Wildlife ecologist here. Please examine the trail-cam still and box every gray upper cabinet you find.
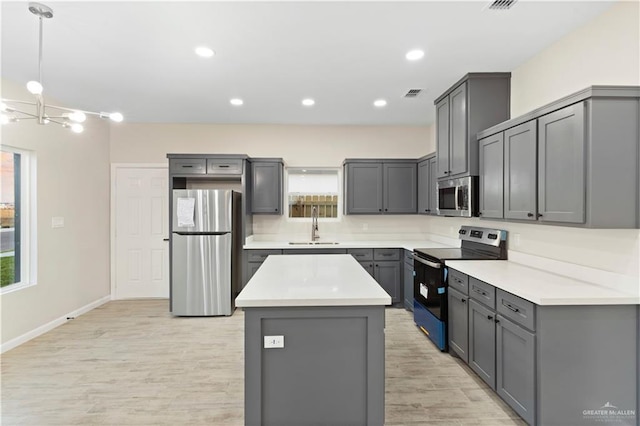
[345,162,383,214]
[435,73,511,180]
[251,159,283,214]
[383,163,417,213]
[418,154,437,215]
[504,120,537,220]
[436,98,451,178]
[428,157,437,214]
[477,86,640,228]
[478,133,504,219]
[537,103,585,224]
[344,160,416,215]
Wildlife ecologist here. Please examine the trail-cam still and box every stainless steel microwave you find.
[437,176,478,217]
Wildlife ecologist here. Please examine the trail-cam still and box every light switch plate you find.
[263,335,284,349]
[51,217,64,228]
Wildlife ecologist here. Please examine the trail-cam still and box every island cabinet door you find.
[496,315,535,426]
[374,261,401,304]
[468,299,496,390]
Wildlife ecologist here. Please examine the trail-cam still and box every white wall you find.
[510,0,640,116]
[0,79,111,346]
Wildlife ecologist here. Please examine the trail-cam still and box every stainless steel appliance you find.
[437,176,478,217]
[171,189,241,316]
[413,226,507,351]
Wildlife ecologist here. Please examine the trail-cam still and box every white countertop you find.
[236,254,393,307]
[445,260,640,306]
[243,239,453,251]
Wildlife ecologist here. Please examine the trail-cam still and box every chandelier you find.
[1,2,123,133]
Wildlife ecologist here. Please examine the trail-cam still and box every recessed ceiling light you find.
[406,49,425,61]
[230,98,243,106]
[302,98,315,107]
[374,99,387,108]
[195,46,215,58]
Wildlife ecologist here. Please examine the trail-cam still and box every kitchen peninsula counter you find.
[236,254,391,426]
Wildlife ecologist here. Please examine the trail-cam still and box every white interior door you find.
[114,166,169,299]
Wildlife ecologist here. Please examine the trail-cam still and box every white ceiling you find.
[1,1,615,126]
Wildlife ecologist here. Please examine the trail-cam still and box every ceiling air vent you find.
[404,89,422,98]
[487,0,517,10]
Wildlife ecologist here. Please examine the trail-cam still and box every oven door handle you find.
[413,255,441,269]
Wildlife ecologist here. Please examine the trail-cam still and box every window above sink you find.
[286,167,341,221]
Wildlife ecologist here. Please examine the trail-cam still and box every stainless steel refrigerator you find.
[170,189,241,316]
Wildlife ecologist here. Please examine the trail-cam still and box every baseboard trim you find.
[1,295,111,354]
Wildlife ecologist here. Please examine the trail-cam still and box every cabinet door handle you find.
[505,303,520,313]
[275,208,278,212]
[163,238,169,242]
[495,318,500,323]
[461,299,466,303]
[478,212,482,216]
[487,315,493,320]
[425,209,430,212]
[384,208,388,212]
[536,213,543,218]
[527,212,534,217]
[379,209,382,212]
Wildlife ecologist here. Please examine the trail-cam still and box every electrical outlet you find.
[264,335,284,349]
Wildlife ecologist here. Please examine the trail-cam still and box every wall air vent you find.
[487,0,517,10]
[404,89,422,98]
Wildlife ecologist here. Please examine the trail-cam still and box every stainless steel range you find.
[413,226,507,351]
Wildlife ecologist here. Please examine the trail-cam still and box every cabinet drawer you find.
[374,248,400,261]
[170,158,207,175]
[207,159,243,175]
[246,249,282,262]
[348,248,373,261]
[404,250,414,265]
[469,277,496,309]
[448,268,469,295]
[496,289,536,331]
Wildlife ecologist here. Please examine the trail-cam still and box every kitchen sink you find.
[288,241,340,245]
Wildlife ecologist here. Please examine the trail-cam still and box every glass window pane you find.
[1,151,19,286]
[287,169,339,218]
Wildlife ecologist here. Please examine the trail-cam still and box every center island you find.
[235,254,392,426]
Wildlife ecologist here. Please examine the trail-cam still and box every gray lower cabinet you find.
[447,287,468,363]
[282,248,347,255]
[359,261,374,277]
[496,314,535,425]
[479,133,504,219]
[468,299,496,390]
[402,252,414,311]
[374,261,401,305]
[251,159,283,214]
[344,160,417,215]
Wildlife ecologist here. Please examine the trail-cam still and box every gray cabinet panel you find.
[207,159,243,175]
[373,248,400,261]
[496,289,535,331]
[383,163,417,213]
[436,98,450,178]
[496,316,535,426]
[479,133,504,219]
[449,82,468,176]
[346,163,383,214]
[348,248,373,261]
[448,287,469,363]
[403,260,414,311]
[374,261,401,304]
[247,262,262,283]
[448,268,469,295]
[251,161,283,214]
[358,261,375,277]
[469,277,496,310]
[428,157,437,215]
[468,299,496,390]
[504,120,537,220]
[538,103,585,223]
[417,160,431,214]
[169,158,207,175]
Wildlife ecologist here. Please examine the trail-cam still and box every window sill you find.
[1,281,36,295]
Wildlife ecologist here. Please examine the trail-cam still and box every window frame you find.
[284,167,343,222]
[1,145,37,294]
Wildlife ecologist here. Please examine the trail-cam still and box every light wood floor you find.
[1,300,525,425]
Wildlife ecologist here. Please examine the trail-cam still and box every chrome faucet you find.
[311,206,319,241]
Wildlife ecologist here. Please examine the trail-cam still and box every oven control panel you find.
[458,226,506,246]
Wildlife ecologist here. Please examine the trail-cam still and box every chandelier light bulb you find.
[68,111,86,123]
[70,123,84,133]
[26,80,43,95]
[109,112,123,122]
